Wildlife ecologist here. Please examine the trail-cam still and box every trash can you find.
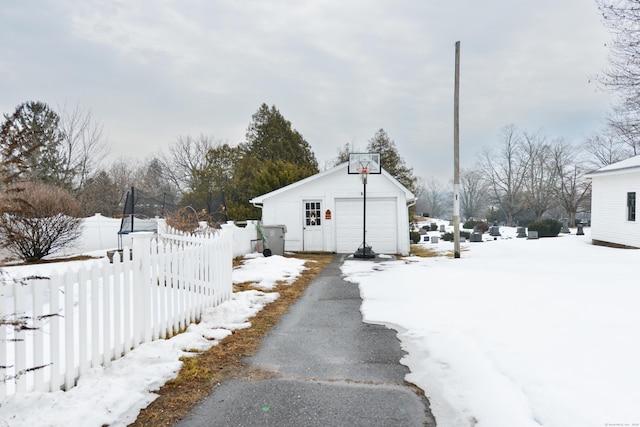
[262,225,287,256]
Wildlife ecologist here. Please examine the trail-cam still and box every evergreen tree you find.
[227,103,319,219]
[245,103,318,172]
[366,129,417,193]
[0,101,69,188]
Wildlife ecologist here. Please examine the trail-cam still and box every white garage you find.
[250,162,415,256]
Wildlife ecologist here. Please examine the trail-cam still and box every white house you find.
[586,155,640,248]
[250,163,416,255]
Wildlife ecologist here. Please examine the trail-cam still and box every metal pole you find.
[363,176,367,255]
[453,41,461,259]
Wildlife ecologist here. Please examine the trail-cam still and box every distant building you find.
[250,163,415,255]
[586,155,640,248]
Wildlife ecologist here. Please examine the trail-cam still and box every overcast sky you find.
[1,1,613,184]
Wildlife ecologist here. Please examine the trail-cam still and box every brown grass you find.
[406,244,470,260]
[130,253,334,427]
[408,245,440,258]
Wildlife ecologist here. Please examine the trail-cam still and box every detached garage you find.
[250,162,415,255]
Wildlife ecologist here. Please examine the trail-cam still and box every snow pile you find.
[232,253,307,290]
[0,253,305,427]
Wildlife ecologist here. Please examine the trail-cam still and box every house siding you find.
[254,164,412,255]
[591,171,640,248]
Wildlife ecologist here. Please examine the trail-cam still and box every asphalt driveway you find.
[174,254,436,427]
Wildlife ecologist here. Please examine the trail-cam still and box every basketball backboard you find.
[347,152,381,174]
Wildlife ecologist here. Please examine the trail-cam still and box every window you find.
[628,192,636,221]
[305,202,321,226]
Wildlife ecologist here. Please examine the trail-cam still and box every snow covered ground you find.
[343,226,640,427]
[1,226,639,427]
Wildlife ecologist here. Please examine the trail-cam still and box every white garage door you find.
[335,198,398,254]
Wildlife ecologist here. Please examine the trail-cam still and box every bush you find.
[462,220,477,229]
[410,231,421,244]
[527,218,562,237]
[442,231,470,241]
[463,220,489,233]
[429,223,438,231]
[0,182,83,262]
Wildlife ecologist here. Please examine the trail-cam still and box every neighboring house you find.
[250,163,416,255]
[586,155,640,248]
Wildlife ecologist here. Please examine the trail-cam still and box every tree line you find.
[0,101,418,260]
[5,0,640,260]
[412,0,640,227]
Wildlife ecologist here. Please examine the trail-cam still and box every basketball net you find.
[359,167,369,184]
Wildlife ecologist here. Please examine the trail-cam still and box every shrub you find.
[410,231,421,244]
[429,223,438,231]
[441,231,470,241]
[462,220,478,229]
[527,218,562,237]
[463,220,489,233]
[0,182,83,262]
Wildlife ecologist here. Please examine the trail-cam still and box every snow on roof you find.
[587,154,640,177]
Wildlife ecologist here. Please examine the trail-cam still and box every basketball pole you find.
[453,41,461,259]
[362,170,367,255]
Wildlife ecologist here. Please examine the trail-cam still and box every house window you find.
[628,192,636,221]
[305,202,321,226]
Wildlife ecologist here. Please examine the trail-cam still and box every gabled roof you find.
[586,154,640,178]
[250,162,416,205]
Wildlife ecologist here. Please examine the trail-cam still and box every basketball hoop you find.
[348,152,380,259]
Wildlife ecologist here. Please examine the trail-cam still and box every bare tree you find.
[459,168,489,220]
[551,139,592,226]
[133,157,179,205]
[481,125,529,226]
[58,102,109,190]
[0,182,83,262]
[582,130,631,170]
[104,157,137,216]
[595,0,640,153]
[417,177,448,219]
[521,131,558,221]
[158,135,219,196]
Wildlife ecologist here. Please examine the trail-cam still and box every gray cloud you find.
[0,0,612,184]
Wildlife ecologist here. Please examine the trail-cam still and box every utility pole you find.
[453,41,461,259]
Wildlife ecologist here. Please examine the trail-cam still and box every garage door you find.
[335,198,397,254]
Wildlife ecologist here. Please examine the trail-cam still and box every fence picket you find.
[48,273,62,392]
[64,270,75,391]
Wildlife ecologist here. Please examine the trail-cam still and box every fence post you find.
[131,232,154,346]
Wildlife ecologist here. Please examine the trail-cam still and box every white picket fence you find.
[0,222,257,399]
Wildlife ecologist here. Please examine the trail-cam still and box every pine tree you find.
[226,103,319,219]
[245,103,318,172]
[366,129,417,193]
[0,101,69,188]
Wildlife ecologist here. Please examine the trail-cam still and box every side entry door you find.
[303,200,323,251]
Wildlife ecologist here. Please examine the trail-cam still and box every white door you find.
[335,198,398,254]
[303,200,323,251]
